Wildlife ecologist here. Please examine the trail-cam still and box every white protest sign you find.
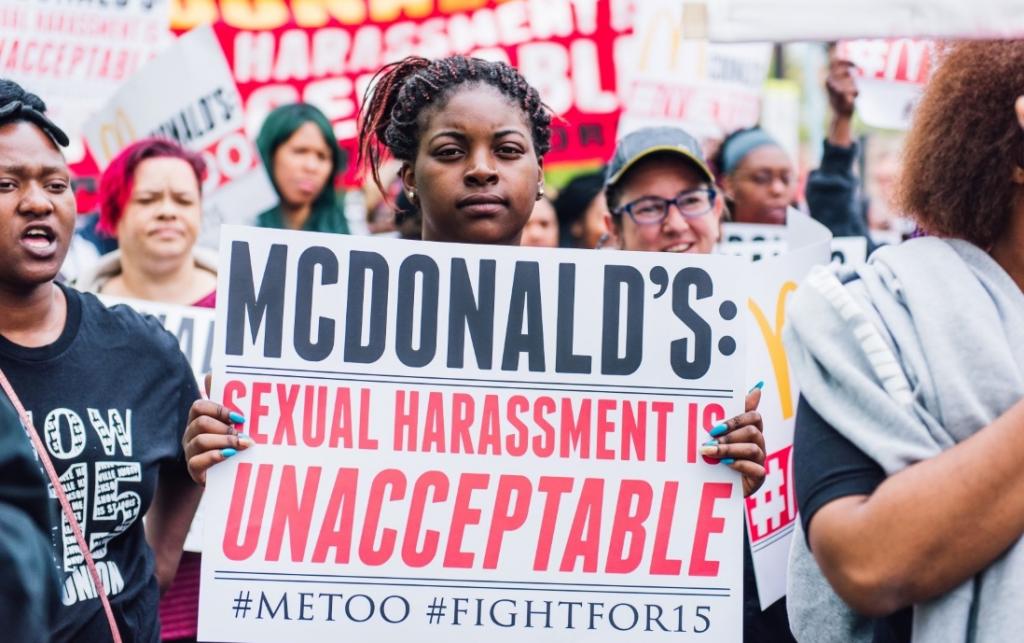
[829,236,868,267]
[98,295,215,553]
[720,224,866,268]
[740,212,831,608]
[706,0,1024,42]
[82,25,276,249]
[720,223,784,245]
[199,226,748,641]
[715,240,785,263]
[617,0,771,144]
[0,0,171,159]
[836,39,934,131]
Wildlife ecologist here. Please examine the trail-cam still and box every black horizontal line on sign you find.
[751,524,796,553]
[212,576,730,598]
[224,366,733,399]
[213,570,728,593]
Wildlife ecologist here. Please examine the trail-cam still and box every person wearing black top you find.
[0,396,59,643]
[793,396,911,643]
[0,79,203,642]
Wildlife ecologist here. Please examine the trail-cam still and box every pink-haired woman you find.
[78,138,217,641]
[77,138,216,308]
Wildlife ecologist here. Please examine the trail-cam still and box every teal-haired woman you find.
[255,103,350,233]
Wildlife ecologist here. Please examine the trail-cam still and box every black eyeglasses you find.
[615,188,717,225]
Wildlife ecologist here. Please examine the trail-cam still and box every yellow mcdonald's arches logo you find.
[748,281,798,420]
[636,8,684,72]
[98,109,137,166]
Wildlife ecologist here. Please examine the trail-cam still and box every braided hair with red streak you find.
[358,55,552,198]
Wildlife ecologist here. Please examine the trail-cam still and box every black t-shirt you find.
[793,395,911,643]
[0,284,199,643]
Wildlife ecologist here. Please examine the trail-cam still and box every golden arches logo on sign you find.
[98,109,137,166]
[748,281,798,421]
[634,3,710,75]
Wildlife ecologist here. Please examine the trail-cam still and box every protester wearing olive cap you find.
[603,126,725,255]
[603,125,795,643]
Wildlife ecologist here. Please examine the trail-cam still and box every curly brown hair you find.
[898,41,1024,247]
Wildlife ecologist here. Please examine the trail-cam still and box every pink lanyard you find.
[0,367,122,643]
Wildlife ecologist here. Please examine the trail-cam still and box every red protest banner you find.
[837,38,934,85]
[836,39,935,130]
[171,0,628,185]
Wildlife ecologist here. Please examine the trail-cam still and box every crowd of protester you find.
[2,37,1022,643]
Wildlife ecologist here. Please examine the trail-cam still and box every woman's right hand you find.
[182,400,251,486]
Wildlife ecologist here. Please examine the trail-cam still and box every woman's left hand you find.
[701,384,767,497]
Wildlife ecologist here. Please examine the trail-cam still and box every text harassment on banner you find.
[172,0,630,184]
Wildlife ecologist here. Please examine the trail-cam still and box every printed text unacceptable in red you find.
[221,380,732,578]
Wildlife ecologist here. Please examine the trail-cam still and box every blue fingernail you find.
[221,448,237,458]
[703,439,718,447]
[229,411,245,424]
[710,424,728,437]
[749,381,765,393]
[721,458,735,465]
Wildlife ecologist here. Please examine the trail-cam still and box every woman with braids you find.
[357,55,550,247]
[784,41,1024,643]
[0,79,203,642]
[183,56,768,618]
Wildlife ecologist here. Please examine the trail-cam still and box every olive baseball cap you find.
[604,126,715,189]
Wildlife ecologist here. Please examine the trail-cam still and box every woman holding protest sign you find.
[77,138,217,309]
[255,103,350,234]
[0,80,202,643]
[600,125,792,642]
[785,41,1024,642]
[357,58,762,497]
[184,56,766,496]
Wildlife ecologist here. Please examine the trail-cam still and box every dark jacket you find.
[0,396,59,642]
[805,140,877,253]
